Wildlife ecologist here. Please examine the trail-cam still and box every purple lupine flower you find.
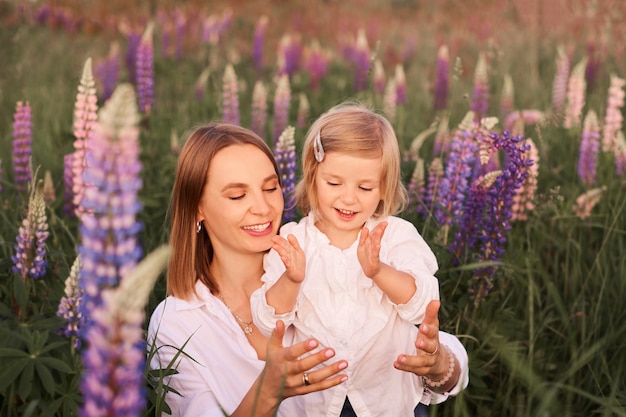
[585,41,602,95]
[174,8,186,60]
[78,83,143,333]
[601,74,625,152]
[470,131,530,302]
[564,58,587,129]
[394,64,407,105]
[95,42,120,103]
[419,157,444,219]
[373,60,386,94]
[12,101,33,192]
[434,45,449,112]
[448,170,500,265]
[472,53,489,122]
[277,33,303,78]
[80,246,170,417]
[123,28,141,85]
[222,64,239,125]
[274,126,297,222]
[552,46,570,117]
[578,110,601,186]
[500,74,514,121]
[297,93,310,129]
[614,131,626,176]
[63,153,75,217]
[434,130,479,226]
[72,58,98,218]
[136,23,155,115]
[273,74,291,145]
[352,29,371,92]
[12,179,49,280]
[157,10,172,59]
[305,40,331,90]
[253,15,268,73]
[57,255,84,350]
[251,80,268,138]
[201,14,219,44]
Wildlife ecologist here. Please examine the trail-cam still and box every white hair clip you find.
[313,130,325,162]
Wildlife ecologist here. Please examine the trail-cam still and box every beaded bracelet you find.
[423,345,456,392]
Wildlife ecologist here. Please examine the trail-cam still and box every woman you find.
[147,123,467,417]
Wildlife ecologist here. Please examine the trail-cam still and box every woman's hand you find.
[264,320,348,397]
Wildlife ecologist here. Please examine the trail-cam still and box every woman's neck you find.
[210,251,265,298]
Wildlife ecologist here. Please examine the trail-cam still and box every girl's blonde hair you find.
[294,102,407,218]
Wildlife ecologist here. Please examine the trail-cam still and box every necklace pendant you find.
[243,323,253,335]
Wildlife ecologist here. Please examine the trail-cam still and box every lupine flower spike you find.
[383,79,397,123]
[277,33,302,78]
[574,186,607,219]
[614,131,626,176]
[434,45,449,112]
[253,15,268,73]
[72,58,98,218]
[563,58,588,129]
[63,154,75,216]
[433,114,450,156]
[407,158,425,214]
[251,80,268,138]
[511,138,539,221]
[602,74,625,152]
[12,178,49,280]
[305,40,331,90]
[577,110,601,186]
[420,157,444,220]
[222,64,240,125]
[552,46,570,118]
[297,93,310,129]
[353,29,371,92]
[78,83,143,329]
[57,255,84,350]
[472,53,489,122]
[81,246,170,417]
[136,22,155,115]
[12,101,33,193]
[394,64,407,105]
[194,66,211,103]
[43,170,55,204]
[373,59,386,94]
[170,129,181,155]
[274,126,297,222]
[500,74,514,121]
[95,42,120,102]
[273,74,291,145]
[504,110,544,132]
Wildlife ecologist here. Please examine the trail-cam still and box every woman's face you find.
[197,144,284,256]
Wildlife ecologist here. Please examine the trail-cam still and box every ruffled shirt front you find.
[251,213,440,417]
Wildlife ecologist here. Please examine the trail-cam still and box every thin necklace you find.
[217,294,254,336]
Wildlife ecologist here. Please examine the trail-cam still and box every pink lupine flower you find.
[552,46,570,117]
[72,58,98,218]
[504,110,545,132]
[614,131,626,176]
[12,179,49,280]
[12,101,33,192]
[136,23,155,115]
[394,64,407,105]
[170,129,181,155]
[602,74,625,152]
[352,29,371,92]
[273,74,291,144]
[251,80,268,138]
[304,40,331,90]
[433,114,450,156]
[43,170,55,204]
[194,66,211,102]
[574,186,606,219]
[472,52,489,121]
[63,153,75,216]
[500,74,514,121]
[373,59,386,94]
[407,158,425,213]
[433,45,449,112]
[222,63,239,125]
[512,138,539,221]
[578,110,601,186]
[383,79,397,123]
[563,58,587,129]
[297,93,310,129]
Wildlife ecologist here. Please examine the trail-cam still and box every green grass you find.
[1,3,626,416]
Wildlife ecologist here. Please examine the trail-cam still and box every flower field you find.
[1,0,625,416]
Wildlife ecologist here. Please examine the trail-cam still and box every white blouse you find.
[251,213,442,416]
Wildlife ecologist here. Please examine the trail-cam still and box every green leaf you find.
[0,348,30,358]
[34,361,55,395]
[0,358,29,391]
[17,361,34,399]
[38,356,73,373]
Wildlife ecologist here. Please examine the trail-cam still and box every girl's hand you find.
[272,234,305,283]
[357,221,387,278]
[264,320,348,398]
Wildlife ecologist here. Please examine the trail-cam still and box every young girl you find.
[251,104,455,416]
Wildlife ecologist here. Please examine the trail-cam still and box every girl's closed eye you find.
[327,181,340,186]
[359,186,373,191]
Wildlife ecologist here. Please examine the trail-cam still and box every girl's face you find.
[198,144,284,256]
[314,151,382,248]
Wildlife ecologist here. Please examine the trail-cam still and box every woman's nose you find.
[250,193,271,215]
